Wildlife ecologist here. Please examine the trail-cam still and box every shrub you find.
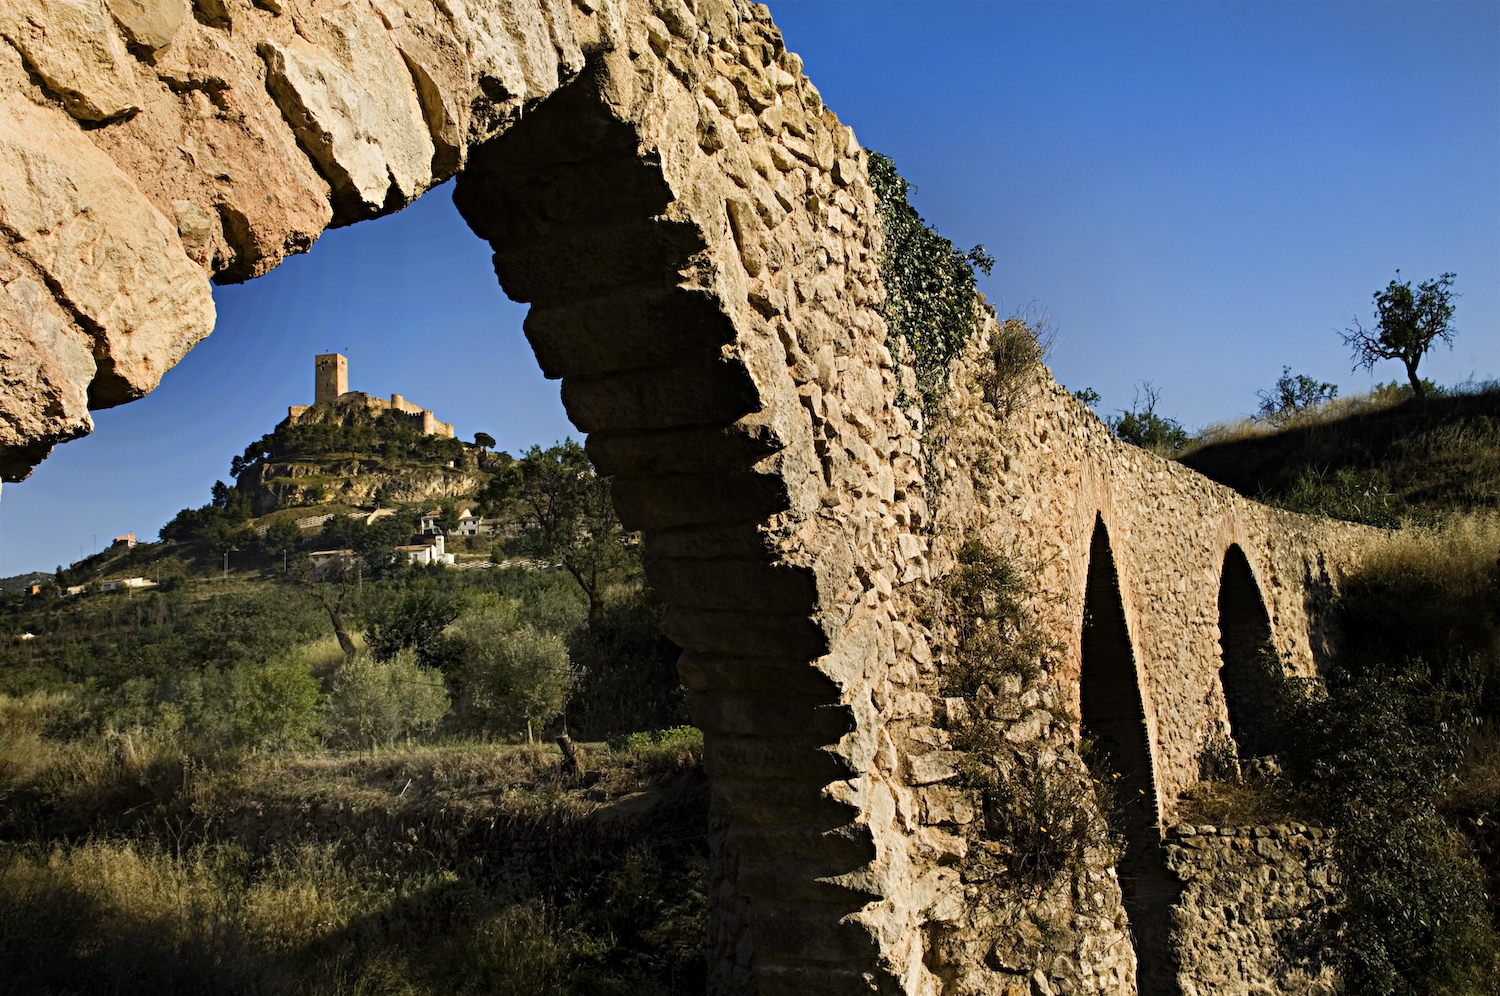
[90,655,324,753]
[941,541,1055,696]
[974,318,1044,421]
[444,596,574,738]
[1273,513,1500,994]
[868,150,994,415]
[1270,465,1400,527]
[324,651,450,748]
[981,755,1117,886]
[223,658,324,750]
[1256,367,1339,427]
[568,584,685,740]
[364,585,465,669]
[1108,382,1189,454]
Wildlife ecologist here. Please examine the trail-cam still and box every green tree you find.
[364,584,464,668]
[482,440,632,629]
[1108,382,1189,454]
[473,431,496,451]
[288,555,360,658]
[263,518,303,562]
[325,650,450,747]
[1072,387,1101,409]
[445,595,575,736]
[1256,367,1339,426]
[224,657,325,749]
[1341,271,1458,400]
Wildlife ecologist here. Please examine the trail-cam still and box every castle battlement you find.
[287,354,454,438]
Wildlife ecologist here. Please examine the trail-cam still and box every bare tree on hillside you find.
[289,555,360,660]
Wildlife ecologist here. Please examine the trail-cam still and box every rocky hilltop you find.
[233,392,495,513]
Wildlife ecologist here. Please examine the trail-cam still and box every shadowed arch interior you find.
[1079,515,1180,996]
[1217,544,1278,759]
[449,59,877,995]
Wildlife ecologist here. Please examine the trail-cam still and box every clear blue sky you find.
[2,0,1496,575]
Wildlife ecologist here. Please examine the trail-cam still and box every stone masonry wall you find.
[1,1,1380,992]
[1167,824,1341,996]
[913,318,1372,995]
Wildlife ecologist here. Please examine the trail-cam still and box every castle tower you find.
[315,353,347,405]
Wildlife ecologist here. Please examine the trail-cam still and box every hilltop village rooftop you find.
[285,354,455,438]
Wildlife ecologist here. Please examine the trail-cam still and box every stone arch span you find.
[1078,514,1180,996]
[1216,543,1278,761]
[1,1,940,989]
[449,53,898,995]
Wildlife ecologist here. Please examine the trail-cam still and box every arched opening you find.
[1217,544,1277,759]
[1079,516,1180,996]
[452,61,875,992]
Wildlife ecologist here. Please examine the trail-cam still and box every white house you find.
[66,577,158,596]
[308,550,357,575]
[102,577,156,592]
[450,509,487,536]
[397,532,455,566]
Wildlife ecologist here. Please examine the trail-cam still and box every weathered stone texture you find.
[0,1,1382,992]
[1167,824,1341,996]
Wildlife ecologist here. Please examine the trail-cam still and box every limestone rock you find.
[134,18,333,282]
[0,0,142,120]
[365,0,473,178]
[0,90,214,418]
[106,0,185,59]
[258,0,433,222]
[0,245,95,480]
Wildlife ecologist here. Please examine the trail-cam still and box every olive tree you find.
[1341,272,1457,400]
[478,440,631,629]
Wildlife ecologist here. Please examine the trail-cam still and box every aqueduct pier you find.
[0,0,1371,991]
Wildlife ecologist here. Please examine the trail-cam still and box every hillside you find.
[232,396,504,514]
[1178,385,1500,525]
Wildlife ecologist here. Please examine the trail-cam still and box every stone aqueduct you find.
[0,0,1372,991]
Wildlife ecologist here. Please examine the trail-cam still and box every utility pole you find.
[223,549,228,578]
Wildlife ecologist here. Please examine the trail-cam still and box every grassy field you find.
[0,691,709,996]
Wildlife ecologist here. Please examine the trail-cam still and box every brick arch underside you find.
[1079,515,1182,996]
[451,62,880,996]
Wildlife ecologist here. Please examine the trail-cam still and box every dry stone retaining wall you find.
[1,1,1378,992]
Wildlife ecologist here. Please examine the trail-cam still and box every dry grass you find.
[1176,777,1320,828]
[1178,382,1500,525]
[1358,510,1500,588]
[1186,382,1424,451]
[0,712,708,996]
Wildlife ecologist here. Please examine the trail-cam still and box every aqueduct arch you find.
[1216,544,1278,761]
[1078,516,1177,996]
[1,0,1384,992]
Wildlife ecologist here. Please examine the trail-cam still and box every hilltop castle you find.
[286,354,455,438]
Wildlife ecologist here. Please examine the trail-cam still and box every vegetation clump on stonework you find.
[974,318,1045,422]
[867,151,994,416]
[934,541,1117,887]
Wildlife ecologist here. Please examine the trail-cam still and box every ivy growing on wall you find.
[868,151,995,415]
